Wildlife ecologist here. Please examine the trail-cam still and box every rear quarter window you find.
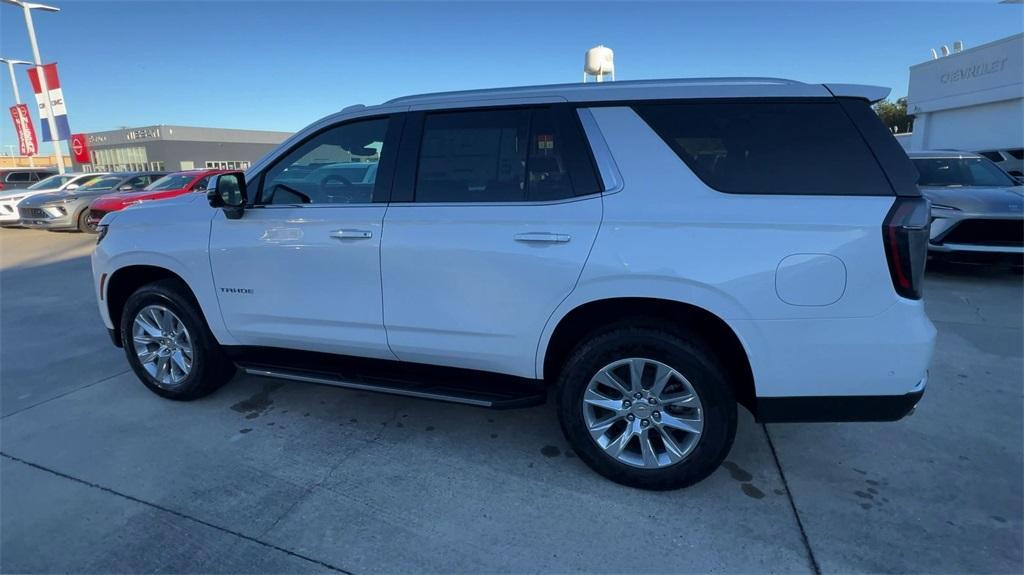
[634,100,896,196]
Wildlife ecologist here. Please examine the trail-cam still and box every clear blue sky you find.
[1,0,1022,147]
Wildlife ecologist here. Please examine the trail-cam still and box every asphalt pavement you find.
[1,228,1021,573]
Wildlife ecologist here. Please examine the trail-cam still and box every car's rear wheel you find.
[556,325,737,490]
[121,279,235,400]
[78,209,97,233]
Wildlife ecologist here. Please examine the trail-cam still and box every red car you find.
[87,169,230,227]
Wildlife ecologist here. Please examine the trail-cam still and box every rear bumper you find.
[756,373,927,423]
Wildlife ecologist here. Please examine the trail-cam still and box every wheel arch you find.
[105,265,199,346]
[540,297,758,414]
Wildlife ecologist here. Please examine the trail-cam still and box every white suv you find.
[92,78,936,490]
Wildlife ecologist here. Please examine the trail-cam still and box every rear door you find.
[380,105,603,377]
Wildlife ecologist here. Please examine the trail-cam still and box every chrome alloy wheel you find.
[132,304,194,387]
[582,357,704,469]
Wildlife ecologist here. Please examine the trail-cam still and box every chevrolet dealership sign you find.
[908,33,1023,115]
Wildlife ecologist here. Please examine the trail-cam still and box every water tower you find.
[584,45,615,83]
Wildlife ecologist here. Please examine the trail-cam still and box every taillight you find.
[883,196,930,299]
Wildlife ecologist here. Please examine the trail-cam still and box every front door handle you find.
[330,229,373,240]
[514,232,571,243]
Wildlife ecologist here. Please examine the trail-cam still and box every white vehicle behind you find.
[0,173,107,226]
[92,78,935,490]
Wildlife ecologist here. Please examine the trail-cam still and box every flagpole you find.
[22,3,63,173]
[2,1,64,174]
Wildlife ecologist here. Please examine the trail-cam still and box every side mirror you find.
[207,172,247,220]
[65,183,79,191]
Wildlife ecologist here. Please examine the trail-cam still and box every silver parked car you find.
[908,151,1023,255]
[18,172,166,232]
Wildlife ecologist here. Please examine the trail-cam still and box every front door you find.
[209,116,399,360]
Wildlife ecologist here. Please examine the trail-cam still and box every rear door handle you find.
[514,232,571,243]
[330,229,373,240]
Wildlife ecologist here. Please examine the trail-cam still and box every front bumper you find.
[929,211,1024,255]
[0,201,22,224]
[756,374,926,423]
[18,206,76,230]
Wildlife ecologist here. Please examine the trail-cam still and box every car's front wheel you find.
[78,209,97,233]
[121,279,235,400]
[556,325,737,490]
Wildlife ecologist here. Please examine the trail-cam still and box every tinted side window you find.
[1008,149,1023,160]
[978,151,1004,162]
[6,171,31,183]
[416,109,529,202]
[260,118,388,205]
[634,101,894,196]
[125,176,150,189]
[192,176,211,191]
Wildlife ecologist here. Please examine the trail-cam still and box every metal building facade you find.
[78,125,291,173]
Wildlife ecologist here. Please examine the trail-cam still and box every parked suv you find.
[909,151,1023,256]
[0,172,106,227]
[19,171,165,232]
[0,167,58,191]
[92,79,935,490]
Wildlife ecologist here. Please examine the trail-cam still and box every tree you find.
[873,97,914,134]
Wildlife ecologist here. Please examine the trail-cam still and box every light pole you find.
[0,56,35,166]
[2,0,64,174]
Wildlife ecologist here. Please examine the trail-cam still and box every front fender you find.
[92,199,235,345]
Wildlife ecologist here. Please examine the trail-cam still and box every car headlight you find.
[96,224,109,244]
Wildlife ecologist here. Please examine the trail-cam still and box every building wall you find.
[906,33,1023,152]
[0,155,72,169]
[84,140,282,172]
[911,98,1023,151]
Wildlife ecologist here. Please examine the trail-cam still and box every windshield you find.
[27,174,73,190]
[146,173,196,191]
[913,157,1017,187]
[77,176,123,191]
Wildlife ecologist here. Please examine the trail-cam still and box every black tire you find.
[556,324,737,490]
[120,278,236,400]
[77,209,96,233]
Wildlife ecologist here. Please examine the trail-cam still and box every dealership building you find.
[905,33,1023,152]
[76,125,292,173]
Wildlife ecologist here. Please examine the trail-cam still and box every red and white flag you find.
[26,63,71,142]
[9,104,39,156]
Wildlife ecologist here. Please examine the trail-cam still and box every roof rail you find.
[383,77,806,105]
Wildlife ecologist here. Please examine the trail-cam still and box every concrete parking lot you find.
[1,227,1021,574]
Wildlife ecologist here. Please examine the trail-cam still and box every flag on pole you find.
[9,104,39,156]
[26,63,71,142]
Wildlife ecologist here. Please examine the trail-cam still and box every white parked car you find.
[0,172,107,226]
[92,78,936,490]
